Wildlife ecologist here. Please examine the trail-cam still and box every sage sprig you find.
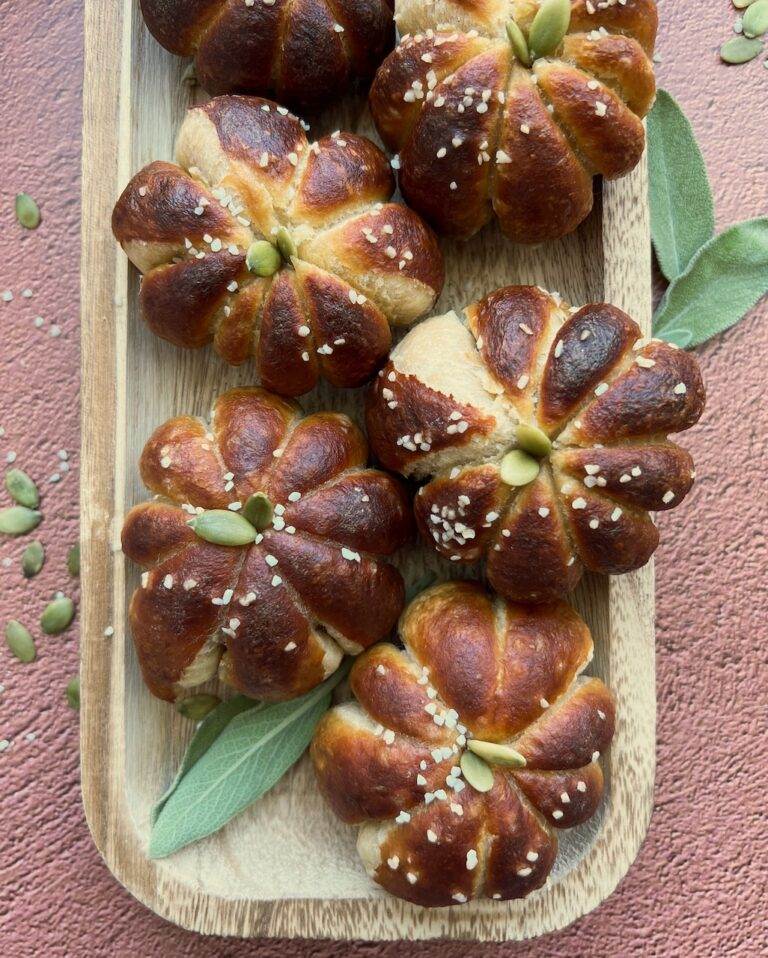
[149,663,350,858]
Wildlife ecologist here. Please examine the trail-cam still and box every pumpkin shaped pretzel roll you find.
[370,0,658,242]
[366,285,705,603]
[139,0,395,111]
[121,387,413,704]
[312,581,615,907]
[112,96,443,397]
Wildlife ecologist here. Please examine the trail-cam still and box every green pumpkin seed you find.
[246,240,281,277]
[241,493,273,531]
[275,226,297,261]
[467,739,527,768]
[460,750,495,793]
[743,0,768,36]
[499,449,540,487]
[5,620,36,662]
[40,596,75,635]
[21,540,45,578]
[67,542,80,577]
[734,0,758,7]
[66,675,80,710]
[0,506,42,536]
[5,468,40,508]
[15,193,41,229]
[528,0,571,59]
[516,423,552,458]
[176,692,222,721]
[506,19,531,66]
[188,509,257,546]
[719,35,763,62]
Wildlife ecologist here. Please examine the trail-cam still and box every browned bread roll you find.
[366,285,705,603]
[369,0,657,242]
[112,96,444,397]
[312,580,615,906]
[121,387,414,704]
[139,0,395,111]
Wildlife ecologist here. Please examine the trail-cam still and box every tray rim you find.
[79,0,656,940]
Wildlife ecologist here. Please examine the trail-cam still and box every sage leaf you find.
[647,90,714,282]
[152,695,262,826]
[149,663,350,857]
[175,693,222,722]
[653,218,768,348]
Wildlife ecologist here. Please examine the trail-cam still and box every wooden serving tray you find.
[80,0,655,941]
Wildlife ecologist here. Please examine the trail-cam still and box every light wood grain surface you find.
[80,0,655,940]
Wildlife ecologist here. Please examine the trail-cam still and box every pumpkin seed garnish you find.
[246,240,281,277]
[275,226,297,262]
[15,193,41,230]
[21,540,45,578]
[5,468,40,508]
[515,423,552,458]
[719,35,763,62]
[0,506,42,536]
[67,542,80,577]
[176,693,222,721]
[5,620,36,662]
[460,750,495,793]
[65,675,80,710]
[743,0,768,36]
[241,492,273,531]
[467,739,527,768]
[506,19,531,66]
[528,0,571,60]
[499,449,540,487]
[40,596,75,635]
[188,509,257,546]
[733,0,758,7]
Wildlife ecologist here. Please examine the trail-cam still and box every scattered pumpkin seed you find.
[5,620,36,662]
[15,193,41,230]
[21,540,45,578]
[40,596,75,635]
[246,240,281,277]
[5,468,40,508]
[516,423,552,458]
[66,675,80,710]
[241,492,273,531]
[528,0,571,59]
[176,693,222,721]
[467,739,527,768]
[743,0,768,36]
[460,750,495,793]
[506,19,531,66]
[67,542,80,577]
[275,226,297,261]
[719,35,763,62]
[188,509,257,546]
[0,506,42,536]
[499,449,540,487]
[733,0,758,7]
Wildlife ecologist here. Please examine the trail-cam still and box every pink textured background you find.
[0,2,765,955]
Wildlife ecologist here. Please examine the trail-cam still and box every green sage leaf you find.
[149,663,350,858]
[176,693,222,722]
[5,468,40,508]
[5,620,36,662]
[653,218,768,348]
[15,193,41,229]
[0,506,41,536]
[151,695,261,826]
[21,540,45,578]
[40,596,75,634]
[647,90,714,282]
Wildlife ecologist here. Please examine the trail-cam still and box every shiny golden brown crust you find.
[366,286,706,602]
[139,0,395,111]
[121,387,414,703]
[112,96,444,397]
[369,0,657,241]
[311,581,615,907]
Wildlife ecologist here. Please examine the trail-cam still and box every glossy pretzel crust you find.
[122,387,414,703]
[369,0,657,241]
[140,0,395,111]
[112,96,443,397]
[366,285,705,602]
[312,581,615,906]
